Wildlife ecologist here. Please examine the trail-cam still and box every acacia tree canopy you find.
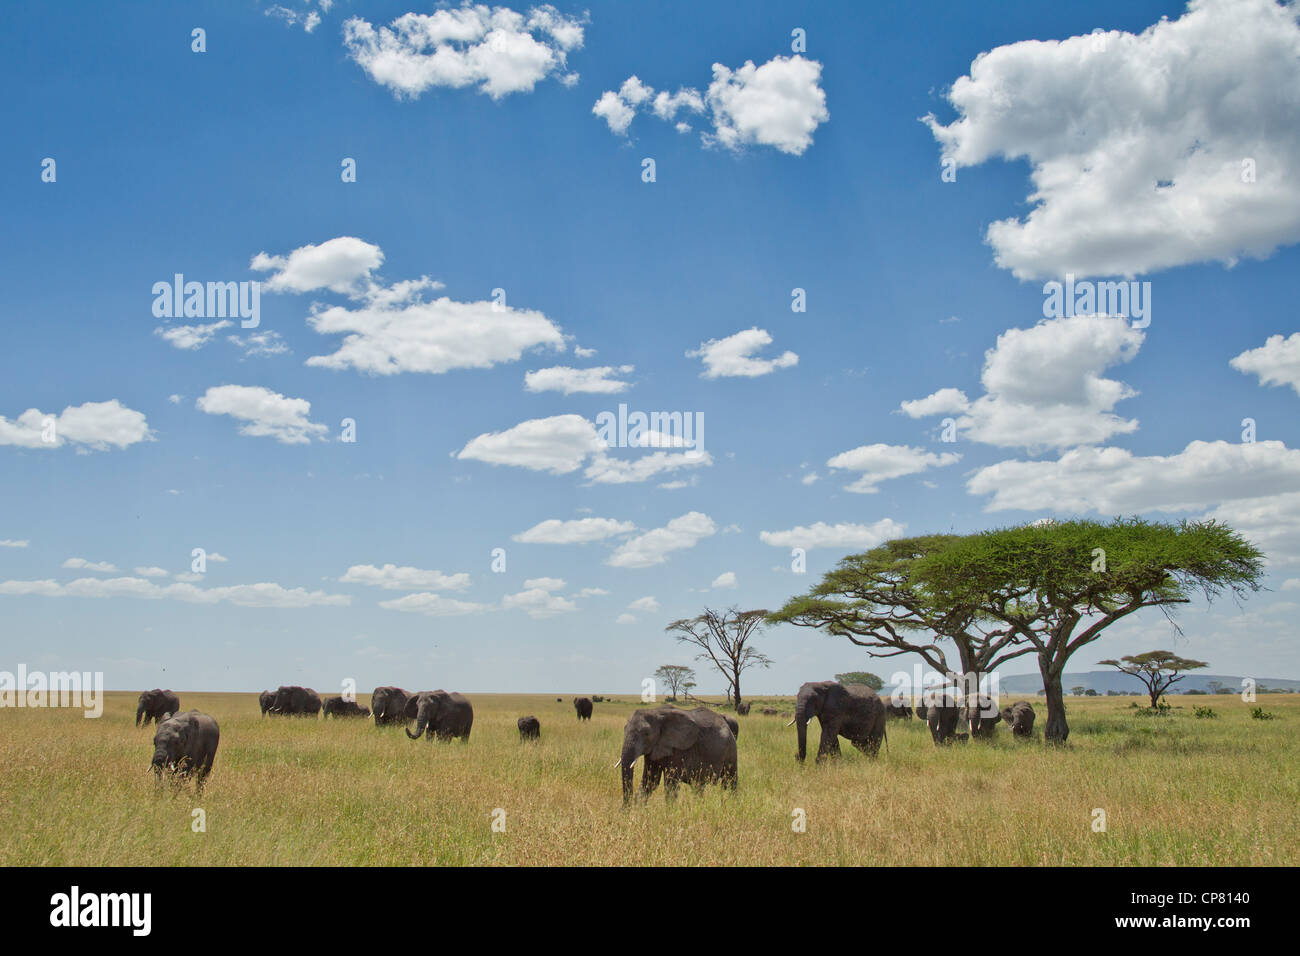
[766,534,1037,689]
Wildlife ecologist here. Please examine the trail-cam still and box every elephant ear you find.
[649,711,700,760]
[403,695,420,719]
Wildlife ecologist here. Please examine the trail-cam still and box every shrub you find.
[1193,706,1217,719]
[1251,707,1275,721]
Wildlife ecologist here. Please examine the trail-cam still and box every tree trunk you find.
[1040,661,1069,743]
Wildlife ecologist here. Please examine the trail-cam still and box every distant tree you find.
[834,671,883,691]
[1216,687,1235,695]
[1071,686,1086,697]
[1207,680,1224,695]
[1185,688,1205,695]
[1098,651,1210,709]
[682,681,697,700]
[1085,688,1098,696]
[666,607,772,710]
[654,665,696,701]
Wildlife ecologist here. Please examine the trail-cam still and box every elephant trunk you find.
[620,741,641,802]
[136,707,144,727]
[795,698,811,762]
[406,713,428,740]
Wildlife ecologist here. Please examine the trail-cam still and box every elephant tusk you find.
[785,717,797,727]
[613,759,622,768]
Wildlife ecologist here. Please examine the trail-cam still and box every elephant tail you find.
[883,722,889,754]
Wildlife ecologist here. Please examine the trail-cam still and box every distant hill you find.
[996,671,1300,695]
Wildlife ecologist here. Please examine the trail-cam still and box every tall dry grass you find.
[2,691,1294,865]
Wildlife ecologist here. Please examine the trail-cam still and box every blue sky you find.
[2,0,1299,694]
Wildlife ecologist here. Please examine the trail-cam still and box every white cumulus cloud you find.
[0,400,153,452]
[759,519,906,551]
[524,365,633,394]
[594,55,827,156]
[826,444,961,494]
[457,414,710,484]
[340,564,471,591]
[343,3,584,100]
[922,0,1300,279]
[607,512,716,568]
[513,517,637,544]
[196,385,328,445]
[901,314,1143,451]
[1231,332,1300,397]
[688,328,797,378]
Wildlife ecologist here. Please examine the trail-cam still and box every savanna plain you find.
[4,691,1295,866]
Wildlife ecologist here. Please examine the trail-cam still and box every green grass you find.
[2,692,1295,865]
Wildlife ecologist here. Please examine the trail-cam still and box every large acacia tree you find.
[770,519,1263,743]
[901,518,1262,742]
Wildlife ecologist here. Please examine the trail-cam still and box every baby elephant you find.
[1001,701,1036,738]
[151,710,219,792]
[573,696,593,720]
[517,715,541,741]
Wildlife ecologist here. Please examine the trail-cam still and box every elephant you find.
[269,685,321,716]
[792,681,887,762]
[573,696,593,720]
[885,701,914,720]
[618,705,738,803]
[760,707,779,716]
[723,714,739,738]
[371,687,411,726]
[136,689,180,727]
[1001,701,1036,738]
[258,690,274,717]
[967,694,1001,739]
[735,701,751,716]
[151,710,219,792]
[322,696,370,718]
[517,715,541,741]
[924,694,961,745]
[915,703,928,721]
[556,697,563,702]
[405,690,473,741]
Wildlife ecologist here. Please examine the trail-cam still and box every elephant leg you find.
[816,725,840,761]
[850,737,880,758]
[663,770,680,800]
[642,761,662,798]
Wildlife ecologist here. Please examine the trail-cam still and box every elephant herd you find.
[138,680,1038,801]
[912,695,1036,744]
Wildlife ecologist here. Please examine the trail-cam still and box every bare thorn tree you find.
[666,607,772,710]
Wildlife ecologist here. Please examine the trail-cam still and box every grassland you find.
[2,691,1295,866]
